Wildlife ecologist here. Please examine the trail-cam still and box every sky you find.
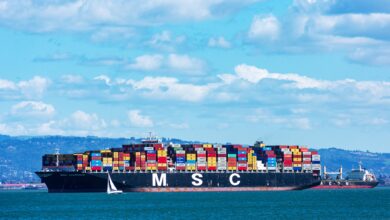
[0,0,389,152]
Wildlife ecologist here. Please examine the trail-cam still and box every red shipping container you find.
[208,166,216,171]
[91,167,101,171]
[158,158,167,163]
[153,143,163,148]
[197,166,206,171]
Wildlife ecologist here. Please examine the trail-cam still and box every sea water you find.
[0,188,389,219]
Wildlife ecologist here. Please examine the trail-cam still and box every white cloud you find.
[91,27,134,42]
[147,31,186,51]
[94,75,112,86]
[61,75,84,84]
[17,76,51,99]
[232,64,390,100]
[11,101,55,118]
[366,118,388,126]
[348,48,390,66]
[248,15,280,41]
[126,53,206,74]
[244,1,390,66]
[128,54,163,71]
[36,120,65,135]
[128,110,153,127]
[167,54,205,75]
[208,37,231,48]
[87,74,218,102]
[234,64,329,89]
[0,123,27,135]
[0,79,17,90]
[0,76,50,100]
[311,13,390,40]
[0,1,257,32]
[248,108,312,130]
[68,110,107,130]
[217,74,238,85]
[130,76,217,102]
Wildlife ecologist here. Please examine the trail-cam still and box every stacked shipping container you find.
[43,143,321,175]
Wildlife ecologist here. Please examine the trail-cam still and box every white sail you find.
[107,173,122,194]
[109,174,118,191]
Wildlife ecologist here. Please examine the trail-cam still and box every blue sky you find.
[0,0,389,152]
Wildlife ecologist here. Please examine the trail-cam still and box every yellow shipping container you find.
[203,144,213,148]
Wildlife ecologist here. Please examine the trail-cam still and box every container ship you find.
[36,138,321,193]
[312,163,378,189]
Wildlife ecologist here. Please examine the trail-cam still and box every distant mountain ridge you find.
[0,135,389,183]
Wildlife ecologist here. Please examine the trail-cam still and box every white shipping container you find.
[176,163,186,166]
[283,166,293,170]
[312,155,320,160]
[176,150,186,154]
[303,158,312,162]
[302,152,312,155]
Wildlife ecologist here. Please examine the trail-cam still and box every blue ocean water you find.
[0,188,389,219]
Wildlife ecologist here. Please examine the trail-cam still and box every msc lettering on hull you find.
[191,173,203,186]
[152,173,167,186]
[152,173,242,187]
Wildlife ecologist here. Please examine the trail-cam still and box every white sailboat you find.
[107,172,123,194]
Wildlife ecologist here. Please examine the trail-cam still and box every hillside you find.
[0,135,389,184]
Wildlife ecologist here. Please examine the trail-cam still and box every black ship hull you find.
[36,171,321,193]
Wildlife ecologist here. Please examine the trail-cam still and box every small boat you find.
[107,173,123,194]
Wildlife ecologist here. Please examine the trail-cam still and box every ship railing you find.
[77,168,314,174]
